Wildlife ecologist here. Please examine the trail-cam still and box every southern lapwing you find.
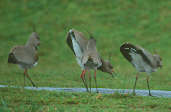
[120,43,162,96]
[66,29,114,92]
[8,32,40,87]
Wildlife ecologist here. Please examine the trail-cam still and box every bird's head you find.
[98,59,116,77]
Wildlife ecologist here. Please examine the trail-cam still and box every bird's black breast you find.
[8,52,18,64]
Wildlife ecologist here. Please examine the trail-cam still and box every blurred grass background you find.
[0,0,171,111]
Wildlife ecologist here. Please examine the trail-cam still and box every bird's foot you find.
[132,92,136,96]
[86,88,89,93]
[89,89,91,93]
[32,84,38,88]
[96,90,99,93]
[149,93,152,96]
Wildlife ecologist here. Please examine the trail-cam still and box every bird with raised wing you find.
[120,43,162,96]
[8,32,40,87]
[66,29,114,92]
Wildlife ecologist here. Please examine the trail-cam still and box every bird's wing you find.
[137,45,156,67]
[11,46,36,65]
[74,30,88,52]
[120,43,153,67]
[66,29,88,57]
[66,32,75,55]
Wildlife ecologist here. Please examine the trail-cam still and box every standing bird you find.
[66,29,114,92]
[8,32,40,87]
[120,43,162,96]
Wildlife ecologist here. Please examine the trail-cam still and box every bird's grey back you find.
[86,37,96,51]
[82,37,101,68]
[10,46,37,65]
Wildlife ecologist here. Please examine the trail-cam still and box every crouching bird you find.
[66,29,115,93]
[8,32,40,87]
[120,43,162,96]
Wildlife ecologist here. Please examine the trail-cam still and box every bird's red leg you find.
[133,73,139,95]
[80,70,89,92]
[24,69,37,87]
[94,70,98,93]
[80,70,86,78]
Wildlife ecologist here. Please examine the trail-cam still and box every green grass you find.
[0,0,171,111]
[0,88,171,112]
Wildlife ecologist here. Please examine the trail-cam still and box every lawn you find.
[0,0,171,111]
[0,88,171,112]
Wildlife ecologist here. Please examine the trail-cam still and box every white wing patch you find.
[71,36,82,58]
[130,48,137,53]
[71,36,84,69]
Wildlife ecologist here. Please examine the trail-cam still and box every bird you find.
[120,42,162,96]
[8,32,40,87]
[66,29,114,93]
